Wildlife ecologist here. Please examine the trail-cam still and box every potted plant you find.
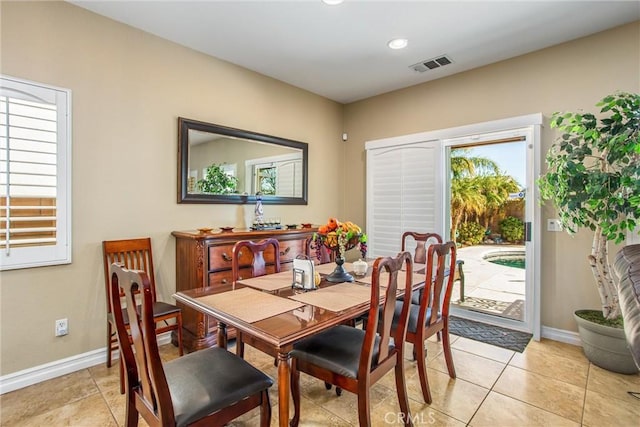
[538,91,640,373]
[197,163,238,195]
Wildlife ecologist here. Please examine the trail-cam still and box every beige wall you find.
[0,1,343,375]
[342,22,640,332]
[1,0,638,377]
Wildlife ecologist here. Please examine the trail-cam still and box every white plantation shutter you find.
[0,76,71,270]
[366,141,442,258]
[276,159,302,197]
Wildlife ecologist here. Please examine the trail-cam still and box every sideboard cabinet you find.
[172,227,316,352]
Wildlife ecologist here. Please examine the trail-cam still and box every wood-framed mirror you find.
[178,117,308,204]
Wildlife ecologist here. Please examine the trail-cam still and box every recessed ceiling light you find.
[388,38,408,50]
[322,0,344,5]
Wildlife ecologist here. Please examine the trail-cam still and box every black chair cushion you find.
[151,301,182,316]
[397,289,423,305]
[392,301,439,335]
[396,267,453,305]
[291,325,384,379]
[164,347,273,427]
[114,301,181,325]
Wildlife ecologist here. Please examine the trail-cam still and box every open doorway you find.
[444,130,536,334]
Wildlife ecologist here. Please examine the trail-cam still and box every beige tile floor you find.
[1,335,639,426]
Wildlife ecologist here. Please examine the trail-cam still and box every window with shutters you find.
[0,76,71,270]
[245,153,303,197]
[366,141,442,258]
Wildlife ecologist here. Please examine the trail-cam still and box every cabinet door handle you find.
[280,247,291,256]
[221,279,228,284]
[221,251,241,262]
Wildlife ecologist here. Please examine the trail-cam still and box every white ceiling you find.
[70,1,640,104]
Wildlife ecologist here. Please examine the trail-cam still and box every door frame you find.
[443,126,539,339]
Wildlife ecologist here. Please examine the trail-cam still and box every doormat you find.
[456,297,525,322]
[448,316,532,353]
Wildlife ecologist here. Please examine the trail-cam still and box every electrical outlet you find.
[547,219,563,232]
[55,318,68,337]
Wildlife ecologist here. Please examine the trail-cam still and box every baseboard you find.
[1,328,579,395]
[0,332,172,395]
[541,325,582,346]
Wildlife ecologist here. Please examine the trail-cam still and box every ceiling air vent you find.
[410,55,453,73]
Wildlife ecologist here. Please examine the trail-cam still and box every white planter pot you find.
[574,310,638,374]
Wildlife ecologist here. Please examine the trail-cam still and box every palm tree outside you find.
[449,144,527,322]
[450,148,522,244]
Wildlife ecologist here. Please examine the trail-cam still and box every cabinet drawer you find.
[278,238,307,263]
[208,241,303,270]
[208,265,284,285]
[208,244,257,270]
[207,269,235,286]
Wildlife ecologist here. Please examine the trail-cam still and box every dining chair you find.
[232,238,281,359]
[109,263,273,427]
[305,236,334,264]
[394,241,458,404]
[102,237,184,394]
[401,231,443,305]
[401,231,466,303]
[289,252,415,427]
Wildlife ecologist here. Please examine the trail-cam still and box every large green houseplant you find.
[197,163,238,195]
[538,92,640,373]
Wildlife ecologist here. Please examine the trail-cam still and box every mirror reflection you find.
[178,118,308,204]
[189,130,303,197]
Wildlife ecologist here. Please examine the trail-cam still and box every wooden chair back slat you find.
[305,237,334,264]
[401,231,442,265]
[361,252,413,377]
[420,241,457,328]
[232,238,282,359]
[232,238,281,281]
[103,238,157,305]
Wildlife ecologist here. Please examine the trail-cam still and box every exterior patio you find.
[452,244,526,321]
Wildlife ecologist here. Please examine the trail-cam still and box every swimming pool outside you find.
[484,249,525,269]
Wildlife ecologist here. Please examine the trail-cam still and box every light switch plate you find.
[547,219,562,232]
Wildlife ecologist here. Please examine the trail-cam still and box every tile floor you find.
[1,335,639,426]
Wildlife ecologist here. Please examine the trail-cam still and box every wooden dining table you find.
[172,261,425,427]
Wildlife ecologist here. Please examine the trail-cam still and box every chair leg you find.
[259,389,271,427]
[119,358,125,395]
[290,359,301,427]
[176,314,184,356]
[394,357,413,426]
[106,321,113,368]
[356,384,372,427]
[124,391,139,427]
[236,332,245,358]
[457,260,465,302]
[442,324,456,379]
[415,340,432,404]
